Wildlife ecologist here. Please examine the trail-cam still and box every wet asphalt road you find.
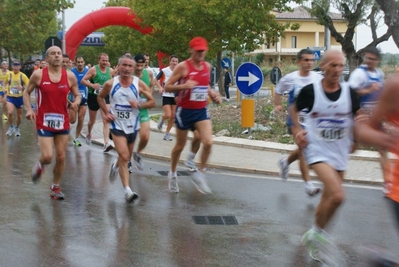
[0,105,398,266]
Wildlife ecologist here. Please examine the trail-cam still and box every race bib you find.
[114,104,133,121]
[43,113,64,130]
[79,89,87,98]
[316,118,348,141]
[10,87,20,95]
[189,86,208,101]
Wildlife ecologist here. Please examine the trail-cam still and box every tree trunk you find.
[216,51,224,96]
[376,0,399,49]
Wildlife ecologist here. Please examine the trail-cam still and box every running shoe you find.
[2,114,7,120]
[6,126,13,136]
[73,139,82,147]
[31,162,44,183]
[133,152,144,171]
[103,142,113,153]
[125,190,139,203]
[305,182,322,197]
[301,228,339,265]
[109,158,119,182]
[278,157,289,181]
[50,185,65,200]
[168,172,179,193]
[163,133,172,141]
[185,155,197,172]
[14,127,21,137]
[86,134,92,145]
[157,117,163,131]
[128,161,133,174]
[191,171,212,194]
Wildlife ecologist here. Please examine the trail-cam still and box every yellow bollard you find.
[241,98,255,128]
[270,85,274,97]
[236,88,241,102]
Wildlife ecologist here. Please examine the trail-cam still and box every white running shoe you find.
[125,190,138,203]
[157,117,163,131]
[14,127,21,137]
[278,157,289,181]
[168,172,179,193]
[191,171,211,194]
[6,126,14,136]
[133,152,144,171]
[301,228,341,265]
[185,155,197,172]
[103,142,113,153]
[86,134,92,145]
[305,182,322,197]
[163,133,172,141]
[109,159,119,182]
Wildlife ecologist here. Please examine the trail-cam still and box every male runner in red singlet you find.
[164,37,221,194]
[23,46,80,200]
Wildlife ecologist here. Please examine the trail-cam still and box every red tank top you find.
[177,60,210,109]
[36,68,70,131]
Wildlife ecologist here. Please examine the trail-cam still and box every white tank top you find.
[161,66,175,98]
[304,80,353,171]
[109,76,140,134]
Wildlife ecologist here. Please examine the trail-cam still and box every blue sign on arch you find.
[235,62,263,95]
[58,30,105,46]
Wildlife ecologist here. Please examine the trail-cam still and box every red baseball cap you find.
[189,37,208,51]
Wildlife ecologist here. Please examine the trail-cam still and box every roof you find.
[275,6,344,20]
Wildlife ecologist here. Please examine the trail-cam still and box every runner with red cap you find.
[164,37,221,194]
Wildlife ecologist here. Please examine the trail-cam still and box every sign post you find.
[235,62,263,130]
[45,36,62,51]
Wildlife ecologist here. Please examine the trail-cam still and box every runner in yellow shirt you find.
[0,61,10,120]
[4,60,29,137]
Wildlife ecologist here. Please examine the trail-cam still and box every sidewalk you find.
[81,120,390,185]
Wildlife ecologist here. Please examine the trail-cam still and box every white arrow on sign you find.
[237,71,259,86]
[222,59,229,67]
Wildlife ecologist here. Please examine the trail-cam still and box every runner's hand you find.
[25,109,36,121]
[294,130,308,148]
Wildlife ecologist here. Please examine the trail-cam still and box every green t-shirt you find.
[88,65,111,95]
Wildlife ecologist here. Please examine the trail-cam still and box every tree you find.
[0,0,74,59]
[306,0,391,71]
[104,0,301,95]
[375,0,399,49]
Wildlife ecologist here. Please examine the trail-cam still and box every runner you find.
[70,56,89,147]
[156,55,179,141]
[164,37,221,194]
[23,46,80,200]
[355,71,399,267]
[98,55,154,202]
[274,49,323,196]
[0,61,10,121]
[348,46,391,196]
[291,50,361,264]
[81,53,115,152]
[129,54,155,171]
[5,60,29,137]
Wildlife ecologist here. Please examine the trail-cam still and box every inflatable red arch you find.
[65,7,168,68]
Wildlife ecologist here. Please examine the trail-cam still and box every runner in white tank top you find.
[290,50,361,264]
[98,55,155,203]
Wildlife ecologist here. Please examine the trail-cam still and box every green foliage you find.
[102,0,301,58]
[0,0,75,57]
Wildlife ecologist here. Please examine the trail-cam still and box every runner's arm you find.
[23,71,41,120]
[68,72,81,110]
[164,62,193,92]
[138,80,155,109]
[81,67,98,89]
[97,80,113,121]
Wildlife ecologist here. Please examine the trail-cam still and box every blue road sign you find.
[235,62,263,95]
[221,57,231,68]
[313,50,321,60]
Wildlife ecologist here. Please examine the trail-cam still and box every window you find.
[291,36,297,48]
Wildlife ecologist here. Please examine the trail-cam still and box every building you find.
[250,6,353,64]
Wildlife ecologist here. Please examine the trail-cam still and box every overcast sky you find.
[63,0,398,54]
